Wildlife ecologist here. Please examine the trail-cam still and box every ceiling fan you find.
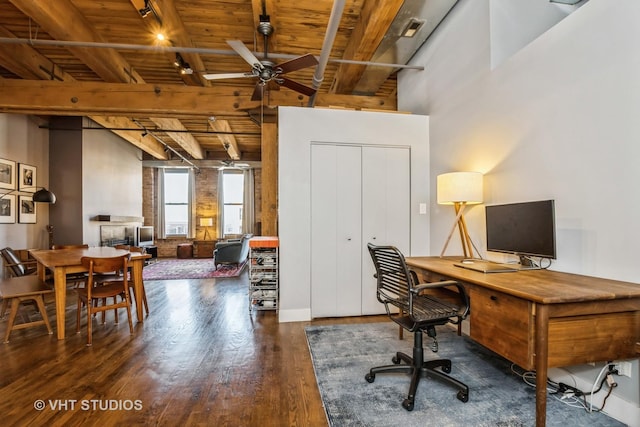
[202,10,318,101]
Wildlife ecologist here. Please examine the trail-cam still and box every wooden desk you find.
[406,256,640,427]
[29,247,150,340]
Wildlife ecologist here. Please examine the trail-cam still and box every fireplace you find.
[100,225,135,247]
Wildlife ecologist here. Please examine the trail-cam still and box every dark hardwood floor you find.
[0,270,385,426]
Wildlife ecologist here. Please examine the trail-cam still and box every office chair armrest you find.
[411,280,470,319]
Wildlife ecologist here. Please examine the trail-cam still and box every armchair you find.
[214,234,253,270]
[365,244,470,411]
[1,247,37,278]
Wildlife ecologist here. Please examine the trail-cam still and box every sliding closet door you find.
[311,144,362,317]
[361,146,411,315]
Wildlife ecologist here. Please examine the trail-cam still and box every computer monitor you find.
[485,200,556,265]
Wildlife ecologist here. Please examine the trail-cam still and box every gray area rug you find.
[305,322,622,427]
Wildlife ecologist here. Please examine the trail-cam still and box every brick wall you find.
[142,167,261,258]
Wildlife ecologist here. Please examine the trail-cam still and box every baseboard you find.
[548,367,640,427]
[278,308,311,323]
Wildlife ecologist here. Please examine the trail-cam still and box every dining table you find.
[29,246,150,340]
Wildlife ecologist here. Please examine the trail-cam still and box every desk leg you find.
[132,260,144,323]
[535,304,549,427]
[53,268,68,340]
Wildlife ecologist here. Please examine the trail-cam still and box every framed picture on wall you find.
[18,195,36,223]
[0,158,16,191]
[18,163,36,192]
[0,194,16,223]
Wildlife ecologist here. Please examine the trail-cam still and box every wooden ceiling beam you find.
[151,0,212,87]
[8,0,144,83]
[0,79,396,116]
[90,116,169,159]
[329,0,403,94]
[0,26,168,159]
[208,119,241,160]
[9,0,204,159]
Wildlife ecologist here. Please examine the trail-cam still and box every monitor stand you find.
[518,255,542,270]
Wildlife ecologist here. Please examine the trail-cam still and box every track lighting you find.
[173,53,192,75]
[138,0,158,19]
[138,6,151,17]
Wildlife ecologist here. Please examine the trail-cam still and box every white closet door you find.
[361,146,411,315]
[311,144,362,317]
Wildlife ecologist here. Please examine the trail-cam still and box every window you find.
[163,169,189,236]
[222,171,244,235]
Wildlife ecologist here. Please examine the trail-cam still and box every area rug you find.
[305,322,622,427]
[142,258,246,280]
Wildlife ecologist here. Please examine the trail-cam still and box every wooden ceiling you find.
[0,0,409,163]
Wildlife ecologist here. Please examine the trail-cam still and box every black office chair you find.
[365,244,470,411]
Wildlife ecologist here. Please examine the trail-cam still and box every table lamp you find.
[200,217,213,240]
[437,172,483,258]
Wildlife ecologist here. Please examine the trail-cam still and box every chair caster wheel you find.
[365,373,375,383]
[457,390,469,403]
[402,399,414,411]
[392,355,400,364]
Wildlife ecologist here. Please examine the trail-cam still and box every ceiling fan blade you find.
[227,40,264,70]
[277,54,319,74]
[202,72,256,80]
[279,77,316,97]
[251,83,265,101]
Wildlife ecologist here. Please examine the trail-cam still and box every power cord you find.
[510,362,618,413]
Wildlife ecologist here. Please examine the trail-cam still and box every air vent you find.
[402,19,424,38]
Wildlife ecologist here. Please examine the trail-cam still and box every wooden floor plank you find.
[0,272,385,426]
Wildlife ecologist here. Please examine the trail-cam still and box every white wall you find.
[399,0,639,424]
[278,107,429,322]
[0,114,50,250]
[82,118,142,246]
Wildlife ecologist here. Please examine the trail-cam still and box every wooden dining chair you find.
[100,245,149,316]
[0,275,54,343]
[76,254,134,346]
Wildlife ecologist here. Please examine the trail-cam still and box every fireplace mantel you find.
[92,215,144,223]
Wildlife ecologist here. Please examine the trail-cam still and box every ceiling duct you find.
[353,0,459,95]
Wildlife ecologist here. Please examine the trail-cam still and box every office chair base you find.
[365,350,469,411]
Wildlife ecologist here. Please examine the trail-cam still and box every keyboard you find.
[453,259,518,273]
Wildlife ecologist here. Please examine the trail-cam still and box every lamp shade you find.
[200,217,213,227]
[437,172,483,205]
[32,187,57,203]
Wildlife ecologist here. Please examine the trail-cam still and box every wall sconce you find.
[437,172,483,258]
[200,217,214,240]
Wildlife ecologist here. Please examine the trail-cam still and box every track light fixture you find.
[173,53,192,75]
[138,0,157,19]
